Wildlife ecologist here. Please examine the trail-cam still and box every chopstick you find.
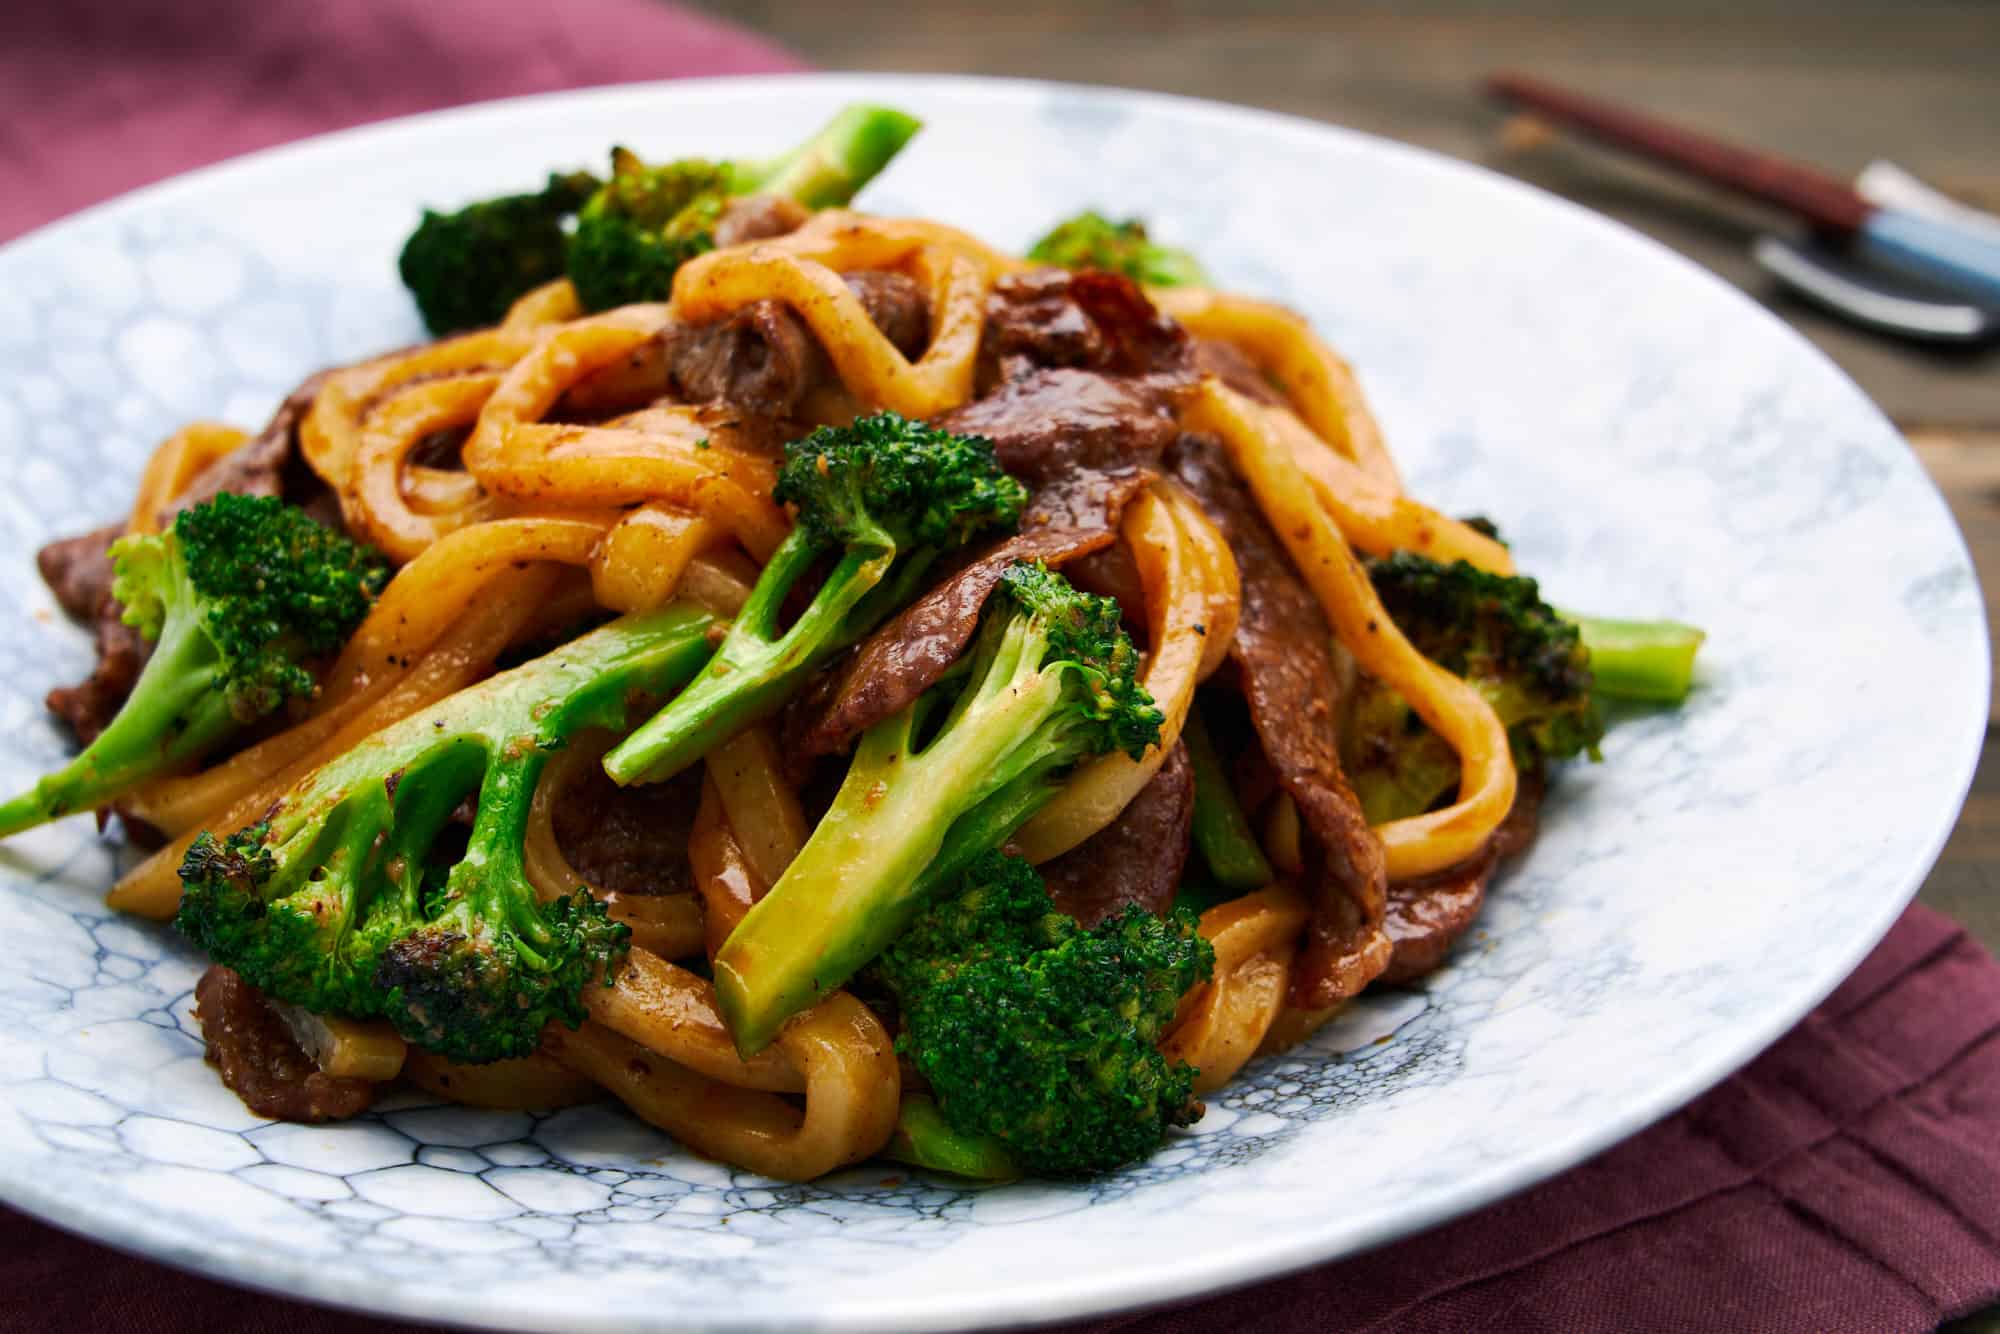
[1483,71,1872,236]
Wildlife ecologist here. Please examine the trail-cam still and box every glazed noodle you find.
[10,156,1700,1182]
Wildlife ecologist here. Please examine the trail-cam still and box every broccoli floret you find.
[1344,552,1604,824]
[175,602,719,1063]
[879,852,1213,1176]
[1346,549,1707,822]
[603,413,1024,786]
[398,171,601,335]
[712,562,1164,1054]
[567,155,731,315]
[568,103,922,312]
[1027,211,1210,287]
[0,495,387,839]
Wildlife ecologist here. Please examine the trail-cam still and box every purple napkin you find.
[0,0,806,244]
[2,2,1998,1330]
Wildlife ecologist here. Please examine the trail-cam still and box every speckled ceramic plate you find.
[0,74,1985,1333]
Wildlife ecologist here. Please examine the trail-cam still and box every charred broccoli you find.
[0,495,387,839]
[1345,551,1705,823]
[603,412,1025,785]
[1027,211,1210,286]
[713,563,1163,1054]
[398,171,601,335]
[567,103,921,312]
[175,603,718,1063]
[1344,552,1604,823]
[879,851,1213,1176]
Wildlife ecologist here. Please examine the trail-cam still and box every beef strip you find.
[43,597,146,747]
[35,372,341,744]
[1378,768,1544,986]
[842,270,931,357]
[1039,740,1193,926]
[561,271,932,420]
[194,965,375,1123]
[1192,338,1285,407]
[551,765,703,897]
[668,299,829,417]
[788,468,1152,762]
[1170,436,1391,1008]
[939,367,1184,483]
[984,268,1192,383]
[35,525,120,621]
[712,194,810,248]
[1059,540,1146,628]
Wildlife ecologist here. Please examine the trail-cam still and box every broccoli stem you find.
[0,611,237,838]
[179,602,719,1061]
[738,104,924,208]
[884,1094,1020,1181]
[1566,613,1706,703]
[714,613,1077,1055]
[602,528,890,785]
[1183,708,1273,890]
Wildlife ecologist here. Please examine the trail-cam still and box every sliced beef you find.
[1193,338,1284,407]
[1040,741,1193,926]
[562,271,932,420]
[789,468,1151,763]
[667,299,827,417]
[984,268,1192,383]
[985,268,1104,373]
[1378,768,1544,986]
[712,194,810,248]
[551,765,703,897]
[845,271,934,358]
[193,965,375,1123]
[1060,540,1146,629]
[1170,436,1391,1008]
[44,605,145,747]
[37,524,152,743]
[36,525,120,621]
[938,367,1183,484]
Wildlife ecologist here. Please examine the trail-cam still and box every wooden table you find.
[693,0,2000,961]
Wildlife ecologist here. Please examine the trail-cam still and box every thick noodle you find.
[1013,480,1238,862]
[522,736,707,961]
[1188,380,1516,878]
[461,309,788,559]
[1150,287,1401,491]
[705,726,809,891]
[403,1048,601,1111]
[345,372,503,561]
[1162,886,1313,1094]
[558,784,897,1185]
[545,997,899,1183]
[670,214,997,418]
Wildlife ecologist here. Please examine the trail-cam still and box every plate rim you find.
[0,69,1987,1334]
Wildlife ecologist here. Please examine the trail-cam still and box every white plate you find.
[0,74,1985,1333]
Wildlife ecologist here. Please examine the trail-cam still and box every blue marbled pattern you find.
[0,75,1985,1333]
